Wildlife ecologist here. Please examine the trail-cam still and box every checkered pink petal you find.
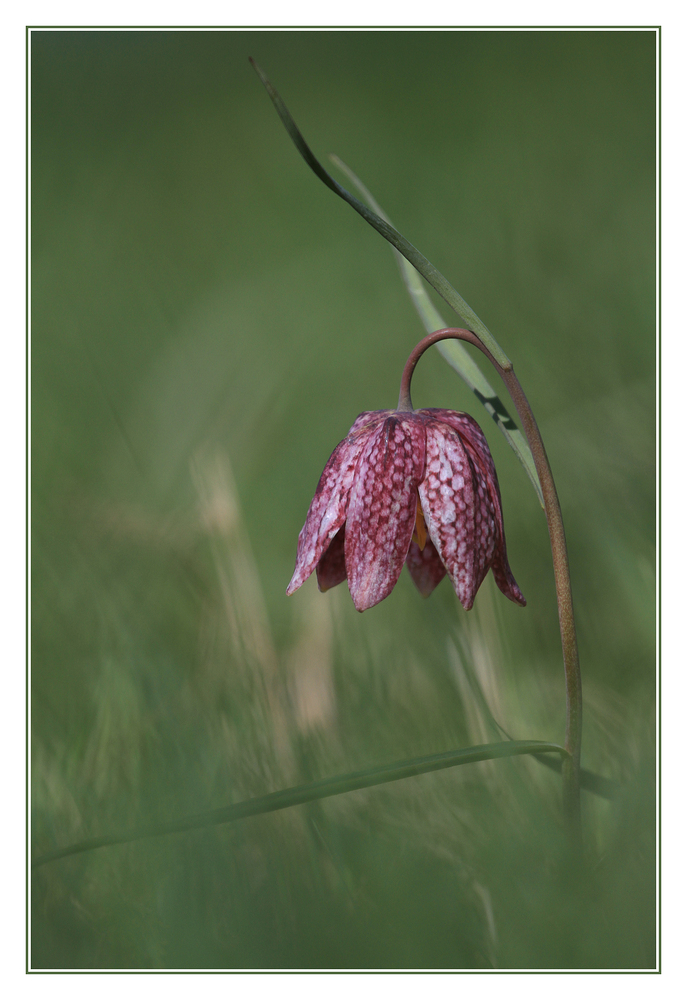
[418,417,498,610]
[490,556,526,606]
[286,403,524,612]
[316,526,347,592]
[405,537,447,597]
[420,409,497,481]
[286,433,368,596]
[421,409,503,529]
[344,415,426,611]
[421,409,525,607]
[347,410,393,436]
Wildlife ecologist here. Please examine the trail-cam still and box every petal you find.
[344,414,426,611]
[420,408,504,535]
[418,418,498,610]
[405,538,447,597]
[316,526,347,592]
[286,432,368,596]
[419,410,497,485]
[420,410,525,607]
[347,409,393,436]
[491,555,527,606]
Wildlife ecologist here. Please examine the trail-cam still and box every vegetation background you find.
[31,29,656,969]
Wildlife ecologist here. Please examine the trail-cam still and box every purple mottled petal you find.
[316,526,347,592]
[491,556,526,606]
[286,433,368,596]
[420,408,506,537]
[418,419,499,610]
[420,409,525,607]
[419,410,497,484]
[345,415,426,612]
[347,410,393,437]
[405,538,447,597]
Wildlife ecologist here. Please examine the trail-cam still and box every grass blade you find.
[450,640,618,800]
[249,58,511,370]
[33,740,567,869]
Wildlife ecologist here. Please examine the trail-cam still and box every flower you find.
[286,407,526,613]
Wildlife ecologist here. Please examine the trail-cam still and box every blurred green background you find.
[31,30,656,969]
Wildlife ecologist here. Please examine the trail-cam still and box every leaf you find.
[329,155,544,507]
[249,58,543,506]
[33,740,567,869]
[249,58,511,370]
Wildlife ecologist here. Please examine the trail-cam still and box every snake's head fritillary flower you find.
[286,407,525,613]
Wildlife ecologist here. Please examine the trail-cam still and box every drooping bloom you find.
[286,408,526,613]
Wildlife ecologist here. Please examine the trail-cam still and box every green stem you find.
[400,329,582,832]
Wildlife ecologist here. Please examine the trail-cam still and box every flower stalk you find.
[401,328,582,830]
[251,60,582,834]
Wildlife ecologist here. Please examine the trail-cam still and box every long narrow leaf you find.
[249,58,511,370]
[33,740,567,869]
[329,155,544,506]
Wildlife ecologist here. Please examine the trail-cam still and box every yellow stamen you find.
[412,497,427,551]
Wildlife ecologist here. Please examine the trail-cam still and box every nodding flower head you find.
[286,401,526,613]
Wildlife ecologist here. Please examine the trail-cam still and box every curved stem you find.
[400,329,582,832]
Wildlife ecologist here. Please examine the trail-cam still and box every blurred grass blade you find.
[33,740,567,869]
[249,58,511,370]
[330,154,544,507]
[451,640,619,800]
